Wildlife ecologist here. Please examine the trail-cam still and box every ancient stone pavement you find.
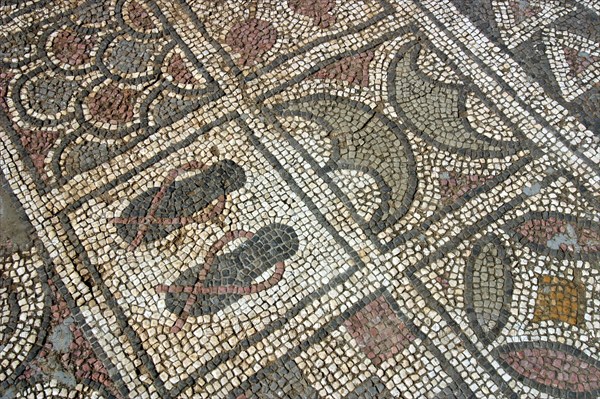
[0,0,599,398]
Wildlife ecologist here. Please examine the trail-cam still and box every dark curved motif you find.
[59,139,112,178]
[0,275,19,346]
[271,95,417,232]
[0,258,49,392]
[0,27,42,68]
[118,0,165,36]
[16,72,80,124]
[149,91,202,126]
[464,235,513,345]
[157,223,299,332]
[505,211,600,262]
[389,41,520,157]
[111,159,246,250]
[496,342,600,397]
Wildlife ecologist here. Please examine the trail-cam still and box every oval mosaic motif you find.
[112,159,246,249]
[48,27,96,70]
[225,19,277,66]
[16,72,79,124]
[163,50,205,90]
[85,82,139,126]
[507,211,600,261]
[496,342,600,397]
[159,223,299,329]
[58,139,113,178]
[149,90,201,126]
[100,34,163,81]
[464,236,513,345]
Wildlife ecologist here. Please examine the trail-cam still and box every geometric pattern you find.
[0,0,599,398]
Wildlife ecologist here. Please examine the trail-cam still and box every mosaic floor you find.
[0,0,599,398]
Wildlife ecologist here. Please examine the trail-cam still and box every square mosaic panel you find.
[65,117,363,393]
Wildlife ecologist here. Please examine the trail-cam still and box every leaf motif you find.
[389,42,518,157]
[464,235,513,345]
[496,342,600,396]
[112,160,246,249]
[507,211,600,261]
[160,224,299,324]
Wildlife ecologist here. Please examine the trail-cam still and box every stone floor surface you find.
[0,0,599,398]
